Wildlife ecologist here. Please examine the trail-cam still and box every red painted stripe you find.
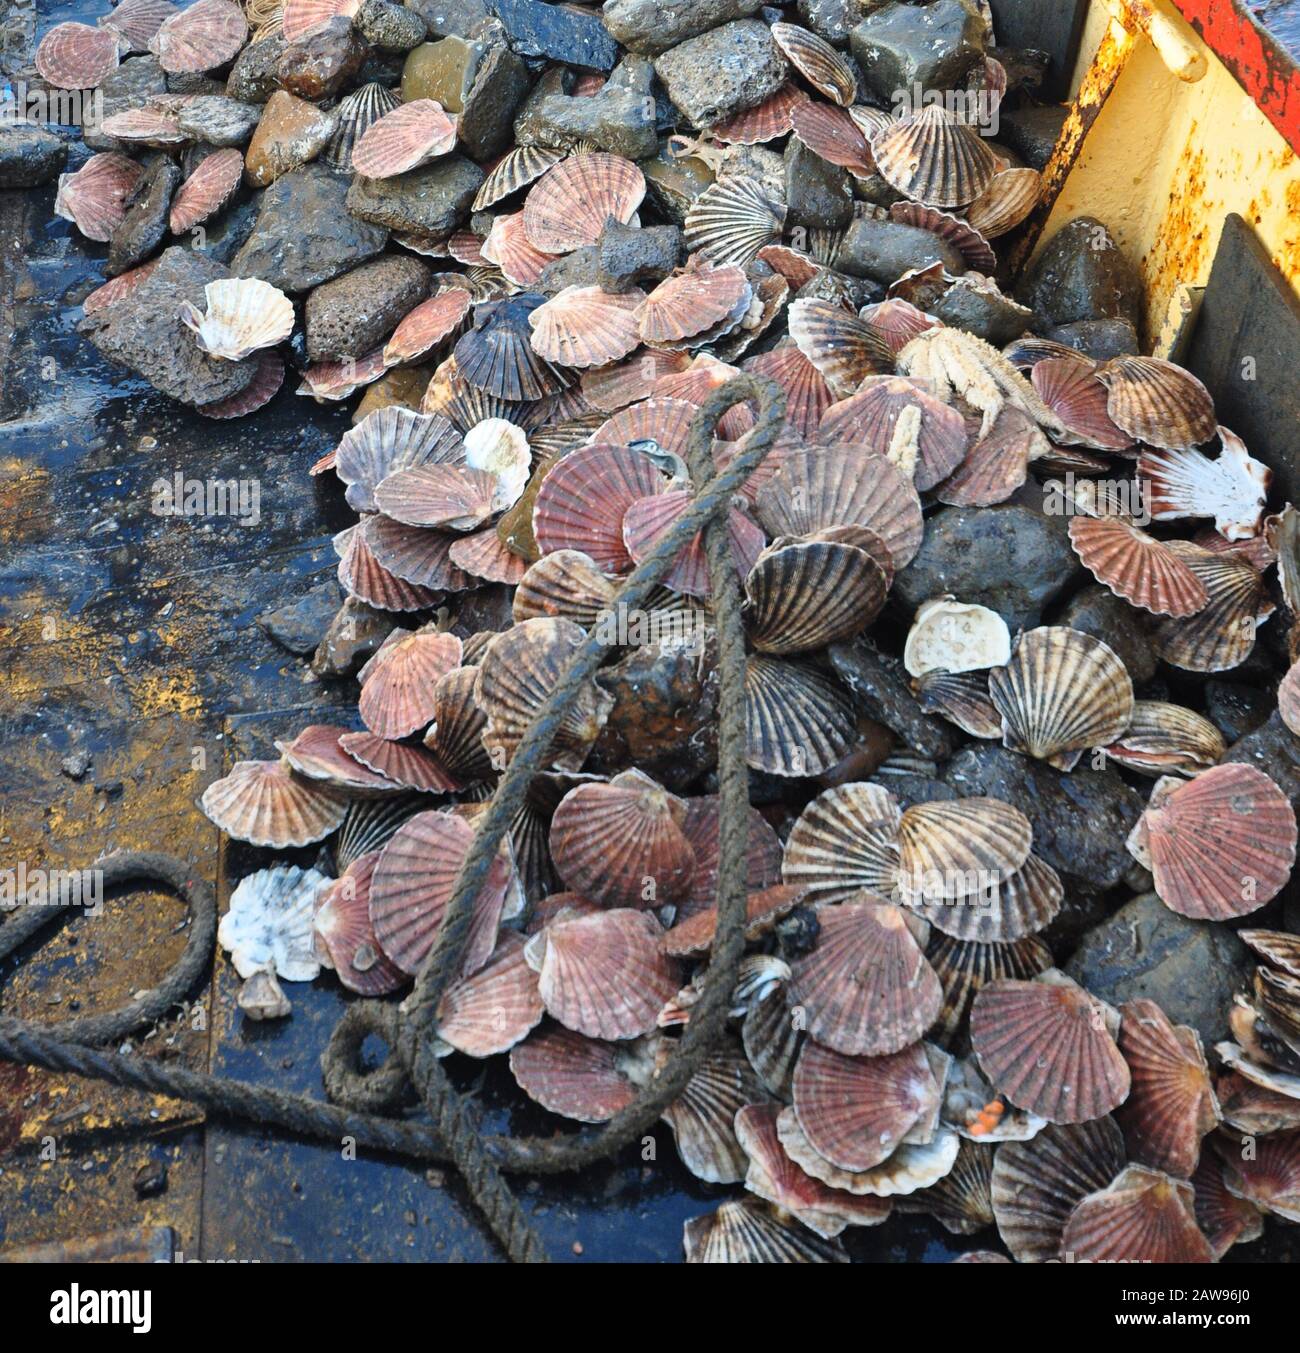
[1171,0,1300,156]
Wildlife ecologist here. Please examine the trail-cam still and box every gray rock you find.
[1205,680,1272,744]
[175,95,262,147]
[189,195,260,266]
[851,172,904,209]
[597,220,683,292]
[312,596,397,677]
[944,743,1146,894]
[258,579,343,654]
[603,0,767,57]
[108,158,180,276]
[868,774,957,811]
[931,274,1034,346]
[0,124,66,188]
[533,86,658,160]
[654,20,788,130]
[305,255,432,362]
[893,500,1082,631]
[513,65,575,146]
[277,17,367,101]
[796,270,883,311]
[537,246,601,295]
[227,31,288,103]
[785,138,853,232]
[493,0,619,70]
[356,0,428,50]
[835,215,964,284]
[1018,216,1143,330]
[84,56,168,151]
[798,0,857,46]
[1224,711,1300,803]
[234,163,389,292]
[79,248,258,407]
[1045,318,1140,361]
[457,43,531,161]
[997,103,1067,170]
[405,0,488,39]
[346,153,484,235]
[1057,584,1158,687]
[1064,892,1253,1048]
[850,0,986,104]
[826,637,956,760]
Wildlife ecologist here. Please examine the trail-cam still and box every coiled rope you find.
[0,374,787,1263]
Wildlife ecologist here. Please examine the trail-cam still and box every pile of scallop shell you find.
[38,0,1300,1261]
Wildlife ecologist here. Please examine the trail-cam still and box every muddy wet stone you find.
[1064,892,1254,1050]
[870,774,957,812]
[1044,317,1140,360]
[108,158,181,276]
[84,56,169,152]
[176,95,263,148]
[653,20,789,129]
[534,83,658,160]
[346,153,484,235]
[598,220,683,292]
[0,124,66,188]
[356,0,428,51]
[513,64,575,145]
[850,0,987,104]
[245,90,338,188]
[1017,215,1144,330]
[1205,679,1273,744]
[639,141,715,223]
[784,138,853,232]
[312,595,398,677]
[930,276,1034,346]
[603,0,768,56]
[893,499,1081,631]
[258,579,343,655]
[79,246,258,407]
[826,636,956,761]
[798,0,858,46]
[538,246,601,295]
[305,254,432,362]
[402,37,485,109]
[1057,583,1157,686]
[493,0,620,70]
[835,215,964,284]
[457,44,533,161]
[997,103,1068,170]
[278,17,368,101]
[405,0,488,39]
[234,162,388,292]
[227,30,288,104]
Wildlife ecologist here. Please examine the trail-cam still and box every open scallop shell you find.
[1101,700,1225,777]
[1139,428,1271,541]
[896,796,1032,907]
[684,176,786,267]
[1068,514,1209,618]
[637,265,750,346]
[744,655,856,777]
[684,1198,848,1263]
[523,152,645,255]
[436,933,544,1058]
[1241,929,1300,979]
[532,443,663,571]
[180,278,293,362]
[1032,357,1133,450]
[869,104,1001,208]
[200,758,347,848]
[312,852,407,996]
[334,407,465,513]
[169,146,242,233]
[149,0,248,72]
[964,165,1040,237]
[678,796,783,919]
[781,784,900,903]
[744,539,887,655]
[358,630,463,739]
[36,22,122,89]
[1062,1165,1213,1263]
[1150,542,1266,673]
[275,724,399,795]
[903,598,1010,677]
[454,295,570,402]
[1097,355,1217,450]
[352,99,457,178]
[787,298,893,398]
[55,153,143,242]
[323,81,400,173]
[529,285,643,369]
[474,143,566,212]
[771,23,856,105]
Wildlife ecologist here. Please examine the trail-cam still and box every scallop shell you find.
[529,285,644,369]
[528,907,679,1040]
[101,0,180,50]
[380,288,470,367]
[180,277,293,362]
[55,153,143,242]
[661,885,803,960]
[298,349,388,402]
[196,348,283,419]
[473,143,566,212]
[1192,1152,1266,1258]
[678,796,783,919]
[1150,542,1266,672]
[200,758,347,848]
[683,1198,848,1263]
[36,22,122,89]
[579,348,691,414]
[523,152,645,254]
[1067,514,1209,618]
[792,1037,941,1172]
[312,852,407,996]
[932,406,1037,507]
[964,165,1040,237]
[1062,1165,1213,1263]
[532,443,664,571]
[777,1107,960,1198]
[989,626,1135,769]
[333,795,425,874]
[374,463,497,531]
[684,176,786,266]
[711,83,809,144]
[621,490,765,598]
[662,1041,767,1184]
[1115,998,1218,1179]
[903,598,1009,678]
[860,297,941,356]
[740,344,832,439]
[448,527,526,585]
[895,1137,994,1236]
[756,242,822,290]
[169,146,242,233]
[781,783,900,903]
[82,259,161,316]
[360,515,467,592]
[1097,355,1217,450]
[275,724,399,795]
[281,0,357,40]
[1031,357,1133,450]
[509,1025,647,1122]
[323,81,400,173]
[896,796,1032,907]
[369,809,516,978]
[888,202,997,272]
[149,0,248,72]
[1139,428,1271,541]
[481,210,557,288]
[926,932,1053,1050]
[868,104,1000,208]
[512,549,617,628]
[971,975,1130,1123]
[1142,763,1297,921]
[221,864,329,981]
[911,852,1062,946]
[770,23,856,105]
[637,265,750,346]
[334,407,465,513]
[358,630,463,739]
[787,297,893,398]
[744,539,886,655]
[98,104,188,145]
[423,665,494,783]
[1240,928,1300,979]
[1215,1127,1300,1222]
[1101,700,1225,777]
[549,772,696,909]
[454,294,570,402]
[789,101,873,175]
[744,655,856,777]
[436,933,544,1058]
[337,731,462,794]
[595,395,697,460]
[913,670,1000,742]
[990,1116,1126,1262]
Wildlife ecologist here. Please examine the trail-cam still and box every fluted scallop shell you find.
[1031,356,1133,450]
[169,146,242,233]
[374,463,497,530]
[36,22,122,89]
[275,723,399,795]
[1096,354,1217,450]
[620,489,760,597]
[678,796,783,918]
[910,852,1061,945]
[869,104,1001,208]
[221,863,329,981]
[369,809,516,978]
[299,348,387,402]
[333,795,425,875]
[595,395,698,459]
[743,539,886,655]
[662,1041,767,1184]
[358,629,462,739]
[513,549,617,627]
[150,0,248,71]
[1102,700,1225,777]
[1062,1165,1213,1263]
[913,670,1001,742]
[971,975,1130,1124]
[744,655,856,777]
[636,266,750,346]
[1151,541,1266,672]
[481,210,556,287]
[579,348,691,414]
[711,82,809,144]
[510,1026,649,1122]
[777,1107,960,1198]
[55,153,143,242]
[786,297,893,398]
[281,0,357,39]
[770,23,856,105]
[1067,515,1208,617]
[896,1138,994,1235]
[1215,1127,1300,1222]
[781,784,900,903]
[351,98,456,177]
[925,932,1053,1050]
[989,626,1134,769]
[792,1038,941,1172]
[1192,1152,1266,1258]
[424,665,494,782]
[789,101,873,174]
[362,514,472,591]
[1139,428,1271,541]
[788,899,941,1056]
[933,405,1035,507]
[102,0,179,49]
[454,295,570,401]
[741,344,833,439]
[990,1116,1126,1262]
[323,81,400,172]
[99,104,187,145]
[523,152,645,254]
[528,285,643,369]
[337,731,462,794]
[1142,763,1296,921]
[1115,998,1218,1179]
[383,287,472,366]
[964,165,1040,237]
[197,348,283,418]
[549,772,695,909]
[528,907,679,1040]
[312,852,406,996]
[896,796,1031,907]
[180,277,293,362]
[661,885,804,959]
[473,143,566,212]
[684,177,786,266]
[474,616,614,771]
[1241,929,1300,979]
[82,259,161,316]
[684,1198,848,1263]
[436,933,544,1058]
[334,407,465,513]
[200,758,347,848]
[451,526,530,584]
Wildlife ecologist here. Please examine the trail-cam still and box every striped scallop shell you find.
[595,395,697,459]
[1151,542,1266,672]
[990,1117,1127,1262]
[36,22,122,89]
[299,349,388,402]
[909,852,1062,945]
[1062,1166,1213,1263]
[509,1025,649,1122]
[513,549,618,626]
[888,202,996,272]
[684,176,786,266]
[711,83,809,144]
[1142,763,1297,921]
[474,143,566,212]
[1115,998,1219,1179]
[579,347,691,414]
[776,1107,960,1198]
[436,933,544,1058]
[98,104,187,145]
[971,975,1131,1124]
[82,258,161,316]
[788,898,942,1056]
[926,932,1053,1051]
[181,277,294,362]
[684,1198,848,1263]
[744,655,856,777]
[529,907,679,1040]
[275,724,400,795]
[197,348,283,419]
[200,758,347,848]
[1241,928,1300,979]
[529,285,644,368]
[362,514,472,591]
[663,1041,768,1184]
[334,795,425,874]
[374,463,497,530]
[744,539,887,655]
[281,0,357,40]
[1102,700,1225,777]
[621,491,765,598]
[743,981,802,1098]
[101,0,179,50]
[55,153,143,242]
[896,797,1032,906]
[861,297,942,356]
[358,630,463,739]
[897,1138,994,1235]
[781,783,900,903]
[988,626,1134,768]
[678,796,783,919]
[1032,356,1133,450]
[337,731,462,794]
[789,101,873,175]
[637,265,750,346]
[868,104,1001,208]
[771,23,856,105]
[454,295,571,402]
[964,166,1040,238]
[1215,1127,1300,1222]
[323,81,400,172]
[523,152,645,254]
[352,99,457,178]
[481,210,557,287]
[1192,1153,1266,1258]
[169,146,242,233]
[424,665,494,783]
[1068,514,1208,617]
[741,344,833,438]
[149,0,248,72]
[914,670,1002,741]
[334,407,465,513]
[383,287,472,366]
[787,297,893,397]
[1097,355,1217,450]
[312,852,406,996]
[933,404,1036,507]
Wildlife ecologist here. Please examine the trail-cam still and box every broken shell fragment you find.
[903,598,1010,678]
[1139,428,1271,541]
[220,864,329,981]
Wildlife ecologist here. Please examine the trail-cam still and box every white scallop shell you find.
[903,596,1011,677]
[181,277,295,362]
[218,864,331,982]
[463,417,530,511]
